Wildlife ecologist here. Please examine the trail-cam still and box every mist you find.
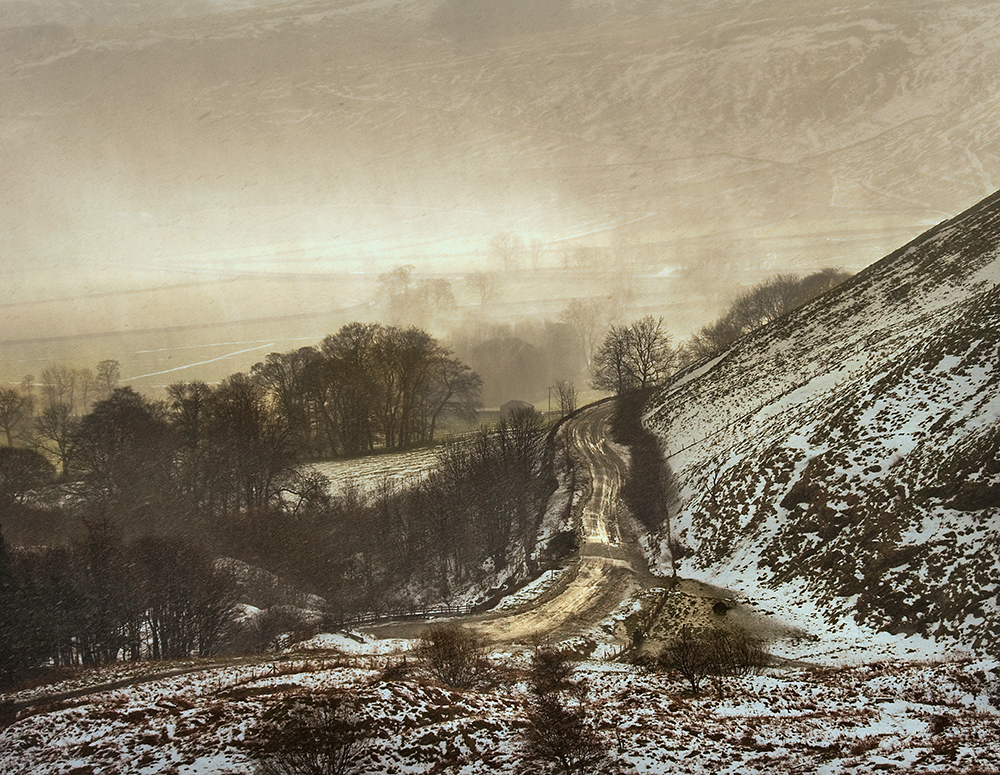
[2,0,998,388]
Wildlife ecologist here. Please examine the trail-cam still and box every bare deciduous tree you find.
[490,232,524,271]
[653,625,769,694]
[559,299,605,367]
[466,270,499,307]
[95,360,121,402]
[0,388,31,447]
[555,380,577,417]
[248,693,372,775]
[591,316,675,394]
[529,237,544,269]
[31,401,77,477]
[655,625,712,693]
[680,269,852,364]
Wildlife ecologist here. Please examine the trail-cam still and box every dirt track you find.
[368,401,661,646]
[473,401,656,644]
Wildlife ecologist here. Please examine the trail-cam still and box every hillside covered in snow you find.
[644,189,1000,657]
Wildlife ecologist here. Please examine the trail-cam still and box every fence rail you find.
[325,603,479,629]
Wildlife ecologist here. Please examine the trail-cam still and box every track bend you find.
[470,400,653,645]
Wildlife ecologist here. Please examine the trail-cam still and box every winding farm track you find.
[462,400,656,645]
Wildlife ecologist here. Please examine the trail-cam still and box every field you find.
[309,446,446,496]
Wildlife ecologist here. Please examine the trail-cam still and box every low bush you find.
[651,625,770,693]
[246,692,372,775]
[416,624,491,690]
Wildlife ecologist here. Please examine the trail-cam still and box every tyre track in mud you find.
[463,400,659,645]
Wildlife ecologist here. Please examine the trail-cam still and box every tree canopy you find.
[591,315,676,394]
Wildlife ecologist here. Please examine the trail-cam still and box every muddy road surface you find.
[367,400,661,646]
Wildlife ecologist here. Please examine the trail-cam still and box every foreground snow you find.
[2,646,997,775]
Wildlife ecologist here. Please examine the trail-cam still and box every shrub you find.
[656,626,713,692]
[706,627,770,678]
[416,624,490,689]
[520,693,616,775]
[247,693,372,775]
[654,625,770,693]
[519,643,617,774]
[528,645,582,698]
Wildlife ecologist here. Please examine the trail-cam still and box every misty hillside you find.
[3,0,1000,384]
[643,189,1000,656]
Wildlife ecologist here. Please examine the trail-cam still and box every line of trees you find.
[252,323,481,459]
[1,530,234,679]
[680,269,851,364]
[0,324,480,481]
[0,360,122,477]
[232,407,555,618]
[0,405,555,681]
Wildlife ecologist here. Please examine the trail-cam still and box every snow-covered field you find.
[2,644,997,774]
[308,446,444,496]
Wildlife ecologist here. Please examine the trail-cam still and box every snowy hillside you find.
[644,189,1000,657]
[1,647,997,774]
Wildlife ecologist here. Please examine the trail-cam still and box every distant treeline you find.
[679,269,851,364]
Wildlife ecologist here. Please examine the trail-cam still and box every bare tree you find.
[626,316,675,389]
[655,625,713,693]
[76,368,95,415]
[681,269,851,363]
[490,232,524,271]
[376,264,416,323]
[589,325,632,395]
[424,354,482,441]
[252,348,317,454]
[132,536,235,659]
[466,270,499,307]
[31,401,77,477]
[0,388,31,447]
[529,237,544,269]
[559,299,605,367]
[207,373,295,513]
[653,625,769,694]
[591,316,674,394]
[416,624,490,689]
[705,627,769,680]
[248,693,372,775]
[555,380,577,417]
[528,644,582,698]
[521,694,614,775]
[68,387,173,525]
[95,360,121,402]
[417,278,456,323]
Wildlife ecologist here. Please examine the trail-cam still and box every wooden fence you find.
[325,603,478,629]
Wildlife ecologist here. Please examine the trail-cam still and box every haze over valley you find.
[4,0,1000,390]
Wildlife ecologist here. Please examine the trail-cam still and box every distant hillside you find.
[643,189,1000,656]
[3,0,1000,377]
